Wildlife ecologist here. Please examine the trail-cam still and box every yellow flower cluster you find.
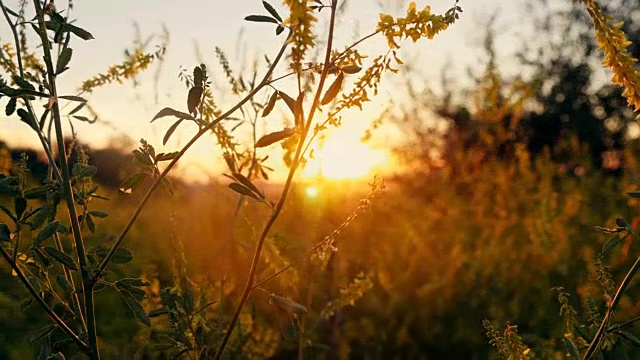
[79,48,161,93]
[377,1,461,49]
[282,0,317,71]
[584,0,640,112]
[0,42,18,75]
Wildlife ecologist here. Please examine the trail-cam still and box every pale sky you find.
[0,0,531,182]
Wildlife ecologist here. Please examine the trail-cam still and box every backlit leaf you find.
[270,294,307,315]
[262,91,278,117]
[55,47,72,75]
[121,291,151,327]
[341,65,362,74]
[151,107,195,122]
[321,72,343,105]
[0,223,10,242]
[229,182,260,200]
[17,108,36,129]
[278,91,295,114]
[232,172,263,198]
[244,15,279,24]
[66,23,94,40]
[255,128,295,147]
[262,1,283,22]
[34,220,60,247]
[163,119,184,145]
[14,197,26,219]
[187,86,203,115]
[58,95,86,102]
[44,247,77,270]
[119,173,148,194]
[5,97,16,116]
[156,152,179,161]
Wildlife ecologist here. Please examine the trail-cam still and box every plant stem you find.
[93,31,293,283]
[0,246,88,351]
[213,2,339,359]
[32,2,98,358]
[0,0,63,184]
[585,248,640,360]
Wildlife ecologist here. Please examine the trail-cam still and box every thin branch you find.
[213,2,340,359]
[585,246,640,360]
[0,246,88,351]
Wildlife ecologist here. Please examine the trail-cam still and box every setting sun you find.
[302,130,390,180]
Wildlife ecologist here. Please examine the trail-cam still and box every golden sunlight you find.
[302,129,390,180]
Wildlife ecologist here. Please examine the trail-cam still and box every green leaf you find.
[602,233,628,255]
[163,119,184,145]
[56,275,73,293]
[44,247,77,270]
[156,152,179,162]
[12,75,34,90]
[88,211,108,218]
[341,65,362,74]
[73,165,98,178]
[117,278,150,287]
[14,197,27,219]
[58,95,87,102]
[619,331,640,347]
[0,223,10,242]
[187,86,203,115]
[616,217,633,233]
[34,220,60,247]
[65,23,94,40]
[121,291,151,327]
[229,183,260,200]
[262,91,278,117]
[563,337,581,359]
[5,97,16,116]
[244,15,279,24]
[262,1,283,22]
[628,191,640,198]
[270,294,307,315]
[29,324,55,343]
[96,247,134,264]
[321,72,344,105]
[68,102,85,115]
[151,107,195,122]
[85,213,95,233]
[255,128,295,148]
[17,108,36,129]
[55,47,72,75]
[116,281,147,301]
[24,185,51,199]
[0,176,20,197]
[2,5,19,18]
[232,173,263,198]
[33,248,51,268]
[278,91,295,115]
[133,150,153,166]
[148,308,170,318]
[276,24,285,36]
[118,173,148,194]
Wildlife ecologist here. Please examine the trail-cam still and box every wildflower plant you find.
[0,0,460,358]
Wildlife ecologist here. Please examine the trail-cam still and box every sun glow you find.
[302,130,390,180]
